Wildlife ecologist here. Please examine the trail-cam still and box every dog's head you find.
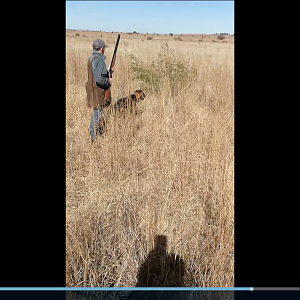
[134,90,146,101]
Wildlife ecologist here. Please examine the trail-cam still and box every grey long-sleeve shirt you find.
[89,51,110,90]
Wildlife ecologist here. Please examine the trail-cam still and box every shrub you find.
[75,33,80,36]
[147,36,153,40]
[129,42,197,96]
[174,37,183,41]
[217,35,225,40]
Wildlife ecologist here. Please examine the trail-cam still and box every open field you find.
[66,29,234,43]
[66,31,234,287]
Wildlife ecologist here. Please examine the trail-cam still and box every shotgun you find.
[105,34,120,101]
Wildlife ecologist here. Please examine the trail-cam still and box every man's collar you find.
[93,50,106,60]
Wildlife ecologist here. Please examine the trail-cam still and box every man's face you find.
[100,47,105,54]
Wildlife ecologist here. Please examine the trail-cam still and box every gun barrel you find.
[109,34,120,78]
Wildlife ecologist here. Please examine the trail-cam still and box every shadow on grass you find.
[136,235,185,287]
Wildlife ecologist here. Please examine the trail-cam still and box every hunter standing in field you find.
[85,39,115,143]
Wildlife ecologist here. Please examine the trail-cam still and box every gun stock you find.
[104,89,111,102]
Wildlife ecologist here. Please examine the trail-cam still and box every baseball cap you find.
[92,39,108,50]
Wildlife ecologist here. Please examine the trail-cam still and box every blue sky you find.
[66,1,234,35]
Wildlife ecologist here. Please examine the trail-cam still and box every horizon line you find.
[66,28,234,35]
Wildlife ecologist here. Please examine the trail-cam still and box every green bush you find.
[129,42,197,96]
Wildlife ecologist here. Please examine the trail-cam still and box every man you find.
[86,39,115,142]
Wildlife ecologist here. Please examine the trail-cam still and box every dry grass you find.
[66,32,234,287]
[66,30,234,43]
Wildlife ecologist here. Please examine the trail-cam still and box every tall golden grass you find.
[66,33,234,287]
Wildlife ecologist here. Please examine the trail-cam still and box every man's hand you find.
[111,66,115,73]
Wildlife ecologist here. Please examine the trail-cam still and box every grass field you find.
[66,31,234,287]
